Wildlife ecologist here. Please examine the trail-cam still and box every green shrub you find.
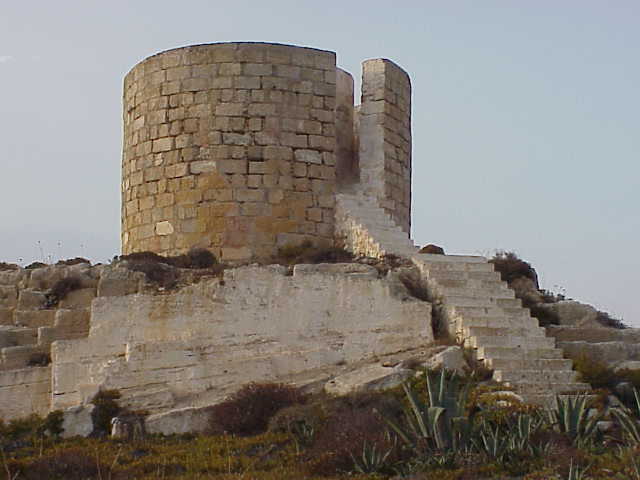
[489,251,538,286]
[25,262,47,270]
[209,383,307,436]
[273,240,353,266]
[55,257,90,266]
[90,389,122,436]
[571,354,616,390]
[121,248,219,288]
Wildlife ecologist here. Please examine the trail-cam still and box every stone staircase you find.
[335,191,419,258]
[335,191,590,406]
[412,254,590,406]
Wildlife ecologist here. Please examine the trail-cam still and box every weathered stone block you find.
[59,288,96,310]
[14,310,56,328]
[17,290,46,310]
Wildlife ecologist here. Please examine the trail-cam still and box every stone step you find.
[436,279,505,291]
[476,346,563,360]
[463,326,546,339]
[424,270,502,283]
[459,316,540,331]
[439,285,514,298]
[0,326,38,348]
[505,381,591,395]
[468,335,555,349]
[494,369,578,384]
[356,218,403,231]
[485,357,573,371]
[442,295,521,308]
[1,345,48,370]
[417,262,495,273]
[448,306,530,319]
[415,254,487,264]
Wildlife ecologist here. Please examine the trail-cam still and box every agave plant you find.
[474,422,510,462]
[350,439,393,474]
[552,395,600,446]
[565,458,591,480]
[611,387,640,446]
[381,369,472,454]
[507,411,546,455]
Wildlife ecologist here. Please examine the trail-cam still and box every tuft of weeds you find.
[489,251,539,286]
[570,353,617,390]
[398,270,430,302]
[121,248,220,289]
[120,247,217,269]
[25,262,47,270]
[27,352,51,367]
[0,262,19,271]
[55,257,91,266]
[91,390,123,437]
[44,276,82,308]
[272,240,353,266]
[596,310,627,330]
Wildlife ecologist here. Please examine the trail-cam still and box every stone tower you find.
[121,42,411,262]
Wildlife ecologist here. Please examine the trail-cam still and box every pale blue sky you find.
[0,1,638,324]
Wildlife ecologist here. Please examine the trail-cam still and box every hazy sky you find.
[1,1,638,325]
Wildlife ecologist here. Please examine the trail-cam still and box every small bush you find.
[571,353,616,390]
[306,393,401,475]
[45,276,82,308]
[172,248,217,269]
[596,310,627,329]
[16,447,104,480]
[39,410,65,438]
[90,389,122,436]
[529,304,561,327]
[616,369,640,390]
[489,251,538,286]
[273,241,353,265]
[120,247,217,269]
[27,352,51,367]
[0,262,19,271]
[210,383,307,436]
[398,271,430,302]
[55,257,90,266]
[127,260,178,289]
[121,248,218,288]
[25,261,47,270]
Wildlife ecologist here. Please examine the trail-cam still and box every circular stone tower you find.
[121,43,338,261]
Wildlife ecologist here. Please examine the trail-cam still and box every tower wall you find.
[358,59,412,233]
[122,43,338,261]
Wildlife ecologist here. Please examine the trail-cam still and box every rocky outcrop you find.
[324,364,413,396]
[46,263,431,417]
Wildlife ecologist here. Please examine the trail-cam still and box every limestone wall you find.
[0,367,51,419]
[51,264,432,414]
[122,43,338,262]
[358,59,412,233]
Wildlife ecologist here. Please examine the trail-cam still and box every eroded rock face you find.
[539,301,603,328]
[49,264,432,417]
[61,405,95,438]
[558,341,640,366]
[324,364,413,396]
[423,346,467,373]
[146,406,214,435]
